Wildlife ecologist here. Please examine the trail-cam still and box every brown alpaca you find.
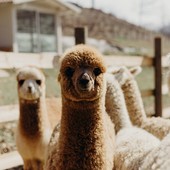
[15,66,61,170]
[112,66,170,140]
[45,44,115,170]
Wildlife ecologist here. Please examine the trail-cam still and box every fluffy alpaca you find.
[15,66,61,170]
[111,66,170,140]
[137,53,170,169]
[105,73,132,133]
[105,73,160,170]
[45,44,115,169]
[140,132,170,170]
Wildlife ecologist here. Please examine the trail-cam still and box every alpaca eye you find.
[65,67,74,77]
[93,68,102,76]
[36,80,41,85]
[18,79,25,86]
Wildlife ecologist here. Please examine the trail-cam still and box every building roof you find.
[0,0,81,13]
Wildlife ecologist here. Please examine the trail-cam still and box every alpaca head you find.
[58,44,106,102]
[16,66,46,101]
[110,66,142,86]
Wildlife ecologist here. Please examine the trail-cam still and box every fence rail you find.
[0,52,168,69]
[0,50,168,121]
[0,151,23,169]
[0,41,168,118]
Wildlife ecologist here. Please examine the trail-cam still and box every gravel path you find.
[0,121,23,169]
[0,121,17,154]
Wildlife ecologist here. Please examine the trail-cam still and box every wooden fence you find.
[0,27,169,169]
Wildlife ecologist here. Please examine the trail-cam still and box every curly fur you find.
[140,133,170,170]
[104,72,160,170]
[45,44,115,170]
[135,60,170,169]
[105,73,132,133]
[15,66,61,170]
[111,66,170,140]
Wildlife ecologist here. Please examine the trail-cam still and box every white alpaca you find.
[140,132,170,170]
[136,54,170,169]
[111,66,170,140]
[105,73,160,170]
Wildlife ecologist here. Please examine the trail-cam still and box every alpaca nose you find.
[28,85,33,93]
[27,82,34,93]
[79,73,90,89]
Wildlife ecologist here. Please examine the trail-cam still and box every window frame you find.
[15,4,58,53]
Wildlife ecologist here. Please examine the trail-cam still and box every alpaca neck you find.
[19,97,49,138]
[105,76,132,133]
[122,79,147,126]
[58,97,107,169]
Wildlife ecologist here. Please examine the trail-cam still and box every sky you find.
[63,0,170,31]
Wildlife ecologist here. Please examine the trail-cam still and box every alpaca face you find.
[110,66,142,86]
[58,45,106,101]
[17,66,45,101]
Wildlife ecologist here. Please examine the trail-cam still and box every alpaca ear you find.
[107,66,125,74]
[129,66,142,76]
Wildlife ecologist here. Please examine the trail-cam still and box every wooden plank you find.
[0,52,56,69]
[162,84,169,95]
[141,85,169,97]
[104,56,153,67]
[141,89,154,97]
[0,52,155,69]
[154,37,162,117]
[0,104,19,123]
[0,50,168,69]
[162,56,170,67]
[0,151,23,169]
[0,69,9,78]
[163,107,170,118]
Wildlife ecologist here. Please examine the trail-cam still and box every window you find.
[39,13,56,52]
[17,10,56,53]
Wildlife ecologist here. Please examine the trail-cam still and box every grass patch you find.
[136,66,170,115]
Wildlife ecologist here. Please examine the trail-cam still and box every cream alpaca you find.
[45,45,115,169]
[105,73,160,170]
[138,54,170,169]
[111,66,170,140]
[15,66,61,170]
[140,132,170,170]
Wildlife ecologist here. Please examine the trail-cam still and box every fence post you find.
[74,27,87,45]
[154,37,162,117]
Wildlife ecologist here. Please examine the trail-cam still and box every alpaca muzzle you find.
[78,72,93,91]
